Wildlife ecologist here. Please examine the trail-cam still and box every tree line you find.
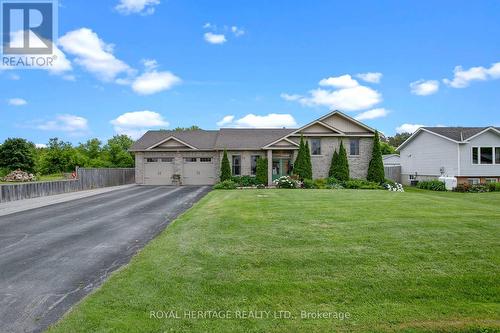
[0,135,135,176]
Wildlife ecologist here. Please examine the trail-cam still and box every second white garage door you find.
[183,157,216,185]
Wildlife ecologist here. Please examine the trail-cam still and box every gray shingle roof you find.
[422,127,500,141]
[129,128,295,151]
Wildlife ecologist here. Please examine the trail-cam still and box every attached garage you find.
[182,157,216,185]
[143,157,174,185]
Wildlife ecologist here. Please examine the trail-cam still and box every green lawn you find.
[49,189,500,333]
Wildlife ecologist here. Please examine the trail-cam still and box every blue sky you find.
[1,0,499,146]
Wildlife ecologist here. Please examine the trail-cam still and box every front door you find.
[272,158,291,180]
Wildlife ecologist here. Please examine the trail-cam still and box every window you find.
[311,139,321,155]
[161,157,173,162]
[184,157,197,162]
[200,157,212,162]
[480,147,493,164]
[350,139,360,156]
[409,174,416,180]
[496,148,500,164]
[232,155,241,175]
[472,147,479,164]
[468,178,480,185]
[485,178,498,183]
[146,158,158,163]
[251,155,260,175]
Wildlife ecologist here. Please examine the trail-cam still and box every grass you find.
[48,189,500,333]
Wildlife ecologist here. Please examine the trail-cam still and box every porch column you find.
[267,149,273,186]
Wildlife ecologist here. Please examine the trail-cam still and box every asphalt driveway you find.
[0,185,211,333]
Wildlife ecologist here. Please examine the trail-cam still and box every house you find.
[397,126,500,185]
[130,111,377,186]
[382,154,400,166]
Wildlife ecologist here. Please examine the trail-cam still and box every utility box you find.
[438,176,457,190]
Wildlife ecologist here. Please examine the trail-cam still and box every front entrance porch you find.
[267,149,296,185]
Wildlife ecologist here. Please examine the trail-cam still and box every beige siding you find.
[322,114,368,132]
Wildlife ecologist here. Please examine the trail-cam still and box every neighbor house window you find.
[472,147,479,164]
[480,147,493,164]
[146,158,158,162]
[350,139,360,156]
[468,178,480,185]
[473,147,499,164]
[251,155,259,175]
[184,157,197,162]
[232,155,241,175]
[485,178,498,183]
[200,157,212,162]
[496,148,500,164]
[311,139,321,155]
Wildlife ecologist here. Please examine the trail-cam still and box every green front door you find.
[272,158,291,181]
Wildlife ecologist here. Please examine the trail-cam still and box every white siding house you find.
[397,127,500,185]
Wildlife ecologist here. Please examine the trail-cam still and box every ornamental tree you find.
[333,140,350,181]
[367,131,385,183]
[255,157,268,185]
[329,149,339,178]
[304,140,313,180]
[220,149,231,181]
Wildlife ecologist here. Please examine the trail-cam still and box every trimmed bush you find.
[220,149,231,182]
[213,180,237,190]
[304,141,313,180]
[455,183,491,193]
[232,176,259,187]
[488,182,500,192]
[329,150,339,178]
[417,180,446,191]
[332,141,349,181]
[294,136,307,180]
[343,179,382,190]
[302,179,315,189]
[313,178,327,189]
[273,176,298,189]
[255,158,268,185]
[367,131,385,184]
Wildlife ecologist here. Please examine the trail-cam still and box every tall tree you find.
[104,135,135,168]
[329,149,339,178]
[380,141,397,155]
[0,138,36,172]
[220,149,231,181]
[174,125,201,131]
[333,140,350,181]
[387,132,411,148]
[367,131,385,183]
[293,136,306,180]
[304,140,313,180]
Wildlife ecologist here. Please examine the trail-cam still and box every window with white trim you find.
[485,178,498,183]
[146,158,158,163]
[468,178,480,185]
[310,139,321,155]
[472,147,500,164]
[232,155,241,175]
[350,139,360,156]
[200,157,212,162]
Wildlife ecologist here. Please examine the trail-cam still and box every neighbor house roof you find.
[397,126,500,151]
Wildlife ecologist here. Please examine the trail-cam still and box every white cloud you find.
[298,86,382,111]
[410,79,439,96]
[59,28,131,82]
[231,26,245,37]
[35,143,47,148]
[319,74,359,88]
[111,110,169,139]
[9,73,20,80]
[218,113,297,128]
[132,70,181,95]
[8,98,27,106]
[355,108,389,121]
[142,58,159,71]
[115,0,160,15]
[37,114,89,135]
[280,93,302,101]
[396,123,425,134]
[203,22,213,29]
[204,32,227,44]
[216,115,235,127]
[443,62,500,88]
[356,72,382,83]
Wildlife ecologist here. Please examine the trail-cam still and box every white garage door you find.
[144,157,174,185]
[183,157,216,185]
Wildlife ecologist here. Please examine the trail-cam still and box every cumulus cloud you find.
[231,26,245,37]
[356,72,382,83]
[216,115,235,127]
[410,79,439,96]
[35,143,47,148]
[8,98,27,106]
[115,0,160,15]
[443,62,500,88]
[217,113,297,128]
[355,108,389,121]
[282,75,382,111]
[111,110,169,139]
[204,32,227,44]
[59,28,132,82]
[36,114,89,135]
[132,71,181,95]
[319,74,359,88]
[396,123,425,134]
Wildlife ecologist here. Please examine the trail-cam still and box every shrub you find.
[417,180,446,191]
[302,179,315,189]
[331,141,349,181]
[343,179,382,189]
[328,150,339,178]
[313,178,327,189]
[232,175,259,187]
[488,182,500,192]
[454,183,470,193]
[294,136,312,180]
[384,182,405,192]
[255,158,268,185]
[273,176,298,189]
[213,180,237,190]
[220,149,231,182]
[383,178,396,187]
[367,131,385,184]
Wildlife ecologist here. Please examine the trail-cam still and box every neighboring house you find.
[382,154,400,166]
[397,126,500,185]
[130,111,376,186]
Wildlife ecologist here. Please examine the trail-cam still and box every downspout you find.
[457,143,460,177]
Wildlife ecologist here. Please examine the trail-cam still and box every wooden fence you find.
[0,168,135,203]
[384,165,401,183]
